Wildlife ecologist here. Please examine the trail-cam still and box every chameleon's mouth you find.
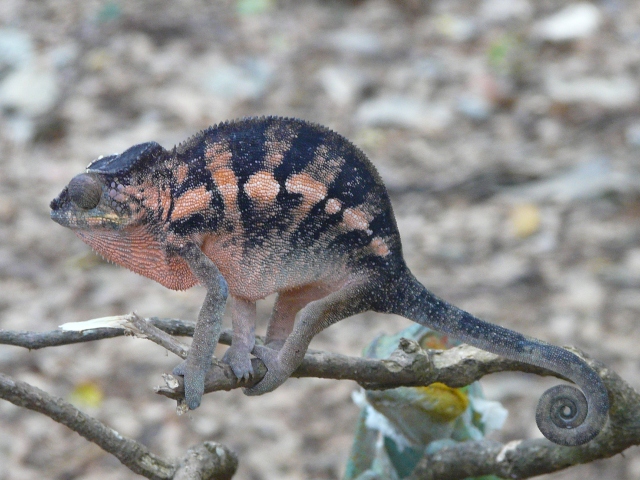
[50,207,126,229]
[50,208,75,228]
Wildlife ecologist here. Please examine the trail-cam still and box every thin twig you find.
[126,313,191,359]
[0,316,233,351]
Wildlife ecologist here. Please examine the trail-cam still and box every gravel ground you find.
[1,1,640,479]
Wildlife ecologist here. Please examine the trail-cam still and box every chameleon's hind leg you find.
[222,296,256,381]
[245,278,371,396]
[265,284,335,348]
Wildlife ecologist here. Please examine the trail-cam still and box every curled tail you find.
[388,271,609,446]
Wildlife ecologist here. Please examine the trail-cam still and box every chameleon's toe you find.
[222,346,254,381]
[264,338,286,350]
[173,360,206,410]
[243,345,286,396]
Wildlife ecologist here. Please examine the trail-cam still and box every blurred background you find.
[1,1,640,478]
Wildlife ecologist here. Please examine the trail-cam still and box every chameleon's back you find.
[170,117,405,295]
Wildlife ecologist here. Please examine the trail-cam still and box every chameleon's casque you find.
[50,116,609,446]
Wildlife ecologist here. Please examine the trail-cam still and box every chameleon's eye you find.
[68,174,102,210]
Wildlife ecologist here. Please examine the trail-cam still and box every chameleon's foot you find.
[243,345,288,396]
[173,360,208,410]
[222,345,254,381]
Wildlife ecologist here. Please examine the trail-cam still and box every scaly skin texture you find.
[50,117,609,445]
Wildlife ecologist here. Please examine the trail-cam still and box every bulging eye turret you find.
[68,174,102,210]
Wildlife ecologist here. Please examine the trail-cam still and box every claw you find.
[173,360,206,410]
[222,346,254,381]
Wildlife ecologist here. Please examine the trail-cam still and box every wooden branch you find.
[0,316,199,350]
[155,336,555,399]
[0,372,238,480]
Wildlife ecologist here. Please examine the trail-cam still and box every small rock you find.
[84,48,114,72]
[0,62,59,116]
[0,29,62,143]
[0,196,17,223]
[502,157,640,203]
[435,14,477,43]
[236,0,274,15]
[202,58,273,101]
[532,3,602,42]
[191,416,223,437]
[625,121,640,147]
[550,314,578,341]
[456,93,492,120]
[563,270,605,313]
[355,95,453,135]
[317,66,367,107]
[545,75,638,109]
[626,249,640,275]
[413,57,446,82]
[478,0,533,23]
[49,42,79,69]
[457,71,514,120]
[324,30,383,56]
[2,116,35,144]
[536,117,562,147]
[0,29,33,70]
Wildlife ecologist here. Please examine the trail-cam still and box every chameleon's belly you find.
[200,233,350,300]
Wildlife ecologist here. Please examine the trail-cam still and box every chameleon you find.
[50,116,609,446]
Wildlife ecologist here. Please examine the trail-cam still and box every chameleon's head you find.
[50,141,198,291]
[50,142,165,231]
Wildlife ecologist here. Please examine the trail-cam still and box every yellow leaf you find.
[69,381,104,409]
[511,203,541,238]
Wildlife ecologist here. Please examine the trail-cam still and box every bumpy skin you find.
[50,117,609,445]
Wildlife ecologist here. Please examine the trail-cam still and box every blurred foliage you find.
[345,325,507,480]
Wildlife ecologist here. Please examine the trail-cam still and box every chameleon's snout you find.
[50,185,83,229]
[50,186,72,227]
[50,186,67,211]
[50,201,72,228]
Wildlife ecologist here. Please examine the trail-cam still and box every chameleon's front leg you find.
[172,242,228,410]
